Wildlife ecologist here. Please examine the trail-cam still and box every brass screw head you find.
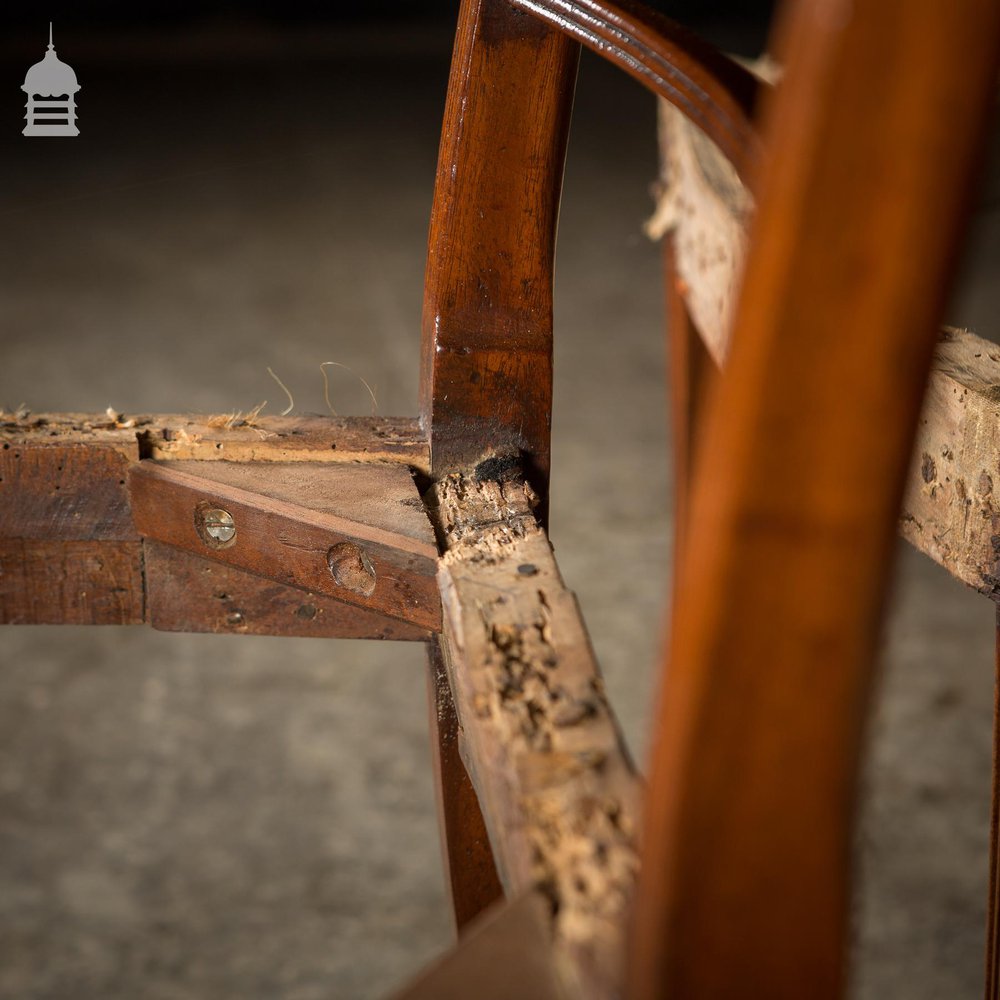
[196,505,236,548]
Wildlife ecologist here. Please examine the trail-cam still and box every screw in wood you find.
[195,505,236,548]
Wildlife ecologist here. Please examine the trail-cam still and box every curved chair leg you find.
[426,636,503,932]
[987,609,1000,999]
[630,1,1000,998]
[665,235,713,547]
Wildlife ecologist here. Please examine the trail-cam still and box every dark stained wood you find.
[0,439,144,625]
[0,413,429,473]
[0,431,440,634]
[989,607,1000,1000]
[0,443,137,540]
[630,2,1000,999]
[128,461,441,631]
[420,0,579,513]
[426,635,505,932]
[664,235,712,545]
[509,0,761,185]
[145,541,431,641]
[0,539,144,625]
[389,892,569,1000]
[431,467,640,1000]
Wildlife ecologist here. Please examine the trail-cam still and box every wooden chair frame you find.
[3,1,1000,997]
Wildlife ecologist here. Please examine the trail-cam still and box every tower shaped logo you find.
[22,24,80,137]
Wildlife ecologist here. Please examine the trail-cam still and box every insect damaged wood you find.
[0,412,429,472]
[429,463,640,999]
[651,92,1000,597]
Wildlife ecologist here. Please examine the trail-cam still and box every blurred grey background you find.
[0,3,998,998]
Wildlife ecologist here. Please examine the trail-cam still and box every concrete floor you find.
[0,21,998,1000]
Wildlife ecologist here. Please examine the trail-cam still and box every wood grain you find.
[0,539,144,625]
[154,460,436,547]
[509,0,761,185]
[0,413,428,472]
[901,329,1000,597]
[631,0,1000,997]
[654,72,1000,599]
[431,467,639,1000]
[0,443,137,541]
[145,541,430,641]
[420,0,579,512]
[129,461,441,631]
[0,438,144,624]
[426,636,505,932]
[649,94,753,365]
[0,428,439,632]
[665,235,713,545]
[988,608,1000,1000]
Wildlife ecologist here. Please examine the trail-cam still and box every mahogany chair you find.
[2,0,1000,998]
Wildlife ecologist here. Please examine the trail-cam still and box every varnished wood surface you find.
[987,608,1000,1000]
[509,0,761,184]
[630,1,1000,998]
[420,0,579,514]
[665,236,712,546]
[426,636,505,932]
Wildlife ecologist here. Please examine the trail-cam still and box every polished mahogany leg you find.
[987,607,1000,999]
[665,234,713,549]
[426,636,504,933]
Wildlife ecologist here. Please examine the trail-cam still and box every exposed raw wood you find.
[0,413,428,472]
[645,55,777,362]
[145,541,430,641]
[389,892,569,1000]
[129,461,441,631]
[648,96,751,364]
[426,636,505,931]
[652,83,1000,598]
[0,539,144,625]
[901,329,1000,596]
[430,465,640,1000]
[148,460,436,547]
